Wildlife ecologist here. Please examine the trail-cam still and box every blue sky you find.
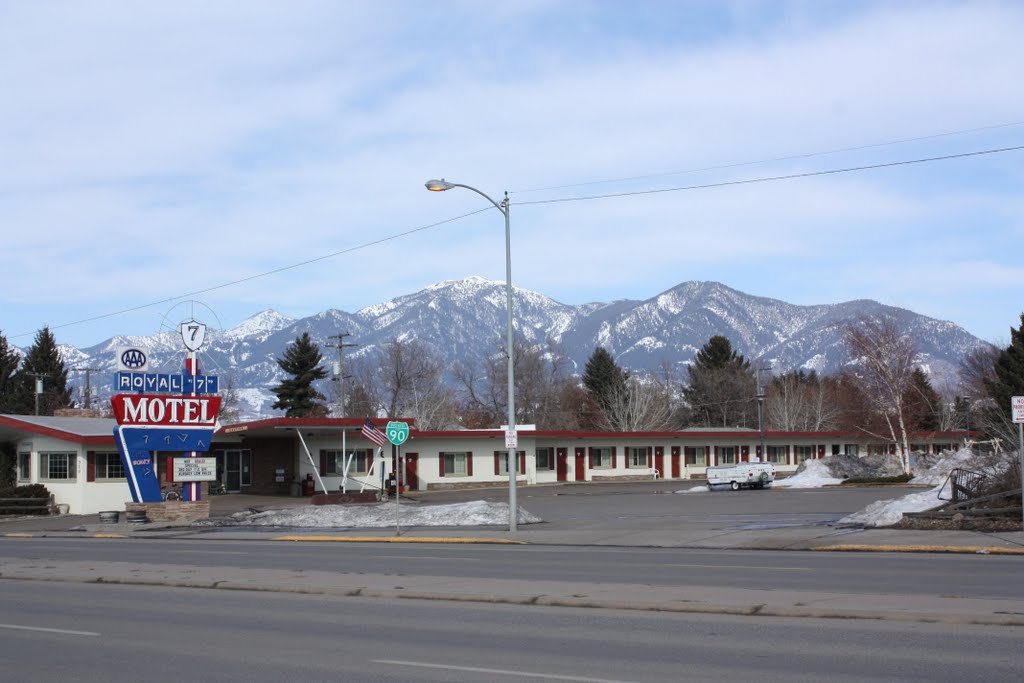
[1,0,1022,351]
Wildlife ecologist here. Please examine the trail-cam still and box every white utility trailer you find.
[706,462,775,490]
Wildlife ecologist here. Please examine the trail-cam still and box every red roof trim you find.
[0,415,114,445]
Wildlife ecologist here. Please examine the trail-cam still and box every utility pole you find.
[328,333,358,417]
[755,365,769,462]
[70,367,102,409]
[28,372,48,416]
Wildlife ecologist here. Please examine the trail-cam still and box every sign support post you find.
[386,421,410,537]
[1013,397,1024,528]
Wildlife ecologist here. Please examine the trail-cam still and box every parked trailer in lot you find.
[706,462,775,490]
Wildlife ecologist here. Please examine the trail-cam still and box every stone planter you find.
[98,510,120,524]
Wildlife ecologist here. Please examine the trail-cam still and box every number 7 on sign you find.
[180,320,207,352]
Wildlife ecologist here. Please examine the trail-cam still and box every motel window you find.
[627,447,648,468]
[323,449,372,476]
[443,452,468,476]
[719,447,737,465]
[591,448,612,469]
[40,452,76,481]
[795,446,815,464]
[18,453,31,482]
[684,447,706,466]
[766,446,787,464]
[844,444,860,457]
[536,447,554,471]
[934,443,954,453]
[95,452,125,479]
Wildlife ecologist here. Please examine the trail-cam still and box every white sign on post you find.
[505,429,518,449]
[1012,396,1024,423]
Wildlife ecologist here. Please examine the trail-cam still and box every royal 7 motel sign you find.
[110,323,221,503]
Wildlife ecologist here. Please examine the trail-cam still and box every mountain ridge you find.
[51,277,987,419]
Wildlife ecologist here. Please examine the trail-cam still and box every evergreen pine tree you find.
[581,347,628,414]
[0,331,22,414]
[683,335,756,427]
[904,367,941,431]
[985,313,1024,428]
[13,327,71,415]
[271,332,329,417]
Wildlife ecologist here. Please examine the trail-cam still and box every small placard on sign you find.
[1012,396,1024,424]
[173,457,218,482]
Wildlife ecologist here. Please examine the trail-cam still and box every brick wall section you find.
[244,436,296,495]
[591,474,656,482]
[125,500,210,523]
[427,481,510,491]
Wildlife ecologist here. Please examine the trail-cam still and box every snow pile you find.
[838,482,948,527]
[205,500,541,528]
[680,485,709,493]
[772,459,845,488]
[910,449,980,485]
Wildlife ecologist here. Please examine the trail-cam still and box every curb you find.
[813,544,1024,555]
[270,535,526,544]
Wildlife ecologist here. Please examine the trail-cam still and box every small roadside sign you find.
[1012,396,1024,424]
[386,421,409,446]
[505,429,518,449]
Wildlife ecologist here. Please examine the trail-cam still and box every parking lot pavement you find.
[3,483,1023,553]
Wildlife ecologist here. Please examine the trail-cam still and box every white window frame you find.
[591,447,611,469]
[18,452,31,482]
[94,452,125,480]
[844,444,859,456]
[40,452,77,481]
[719,446,737,465]
[443,452,468,476]
[795,446,815,463]
[766,445,787,464]
[627,447,648,469]
[684,446,706,466]
[536,447,553,471]
[326,449,371,476]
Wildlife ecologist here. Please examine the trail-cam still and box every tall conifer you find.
[271,332,329,417]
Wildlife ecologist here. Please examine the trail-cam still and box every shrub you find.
[0,483,52,516]
[842,473,914,485]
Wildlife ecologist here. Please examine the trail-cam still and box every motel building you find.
[1,413,967,515]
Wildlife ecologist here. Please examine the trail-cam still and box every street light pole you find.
[426,179,518,532]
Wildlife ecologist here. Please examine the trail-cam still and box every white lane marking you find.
[176,550,248,555]
[664,563,813,571]
[375,555,482,561]
[0,623,100,637]
[373,659,638,682]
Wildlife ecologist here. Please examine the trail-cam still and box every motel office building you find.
[2,414,965,514]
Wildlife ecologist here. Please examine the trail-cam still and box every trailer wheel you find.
[730,481,740,491]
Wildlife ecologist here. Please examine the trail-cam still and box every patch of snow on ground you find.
[772,459,845,488]
[679,485,709,493]
[838,482,948,528]
[213,500,541,528]
[909,449,976,485]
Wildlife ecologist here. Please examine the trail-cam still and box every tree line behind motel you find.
[2,311,1023,486]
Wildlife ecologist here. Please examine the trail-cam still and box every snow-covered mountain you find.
[55,277,989,419]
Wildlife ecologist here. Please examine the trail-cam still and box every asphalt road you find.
[2,581,1021,682]
[2,535,1022,601]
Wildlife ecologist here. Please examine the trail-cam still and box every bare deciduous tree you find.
[603,375,677,432]
[844,317,918,473]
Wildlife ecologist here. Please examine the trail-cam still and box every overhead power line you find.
[11,206,490,340]
[16,142,1023,341]
[510,119,1024,194]
[515,144,1024,206]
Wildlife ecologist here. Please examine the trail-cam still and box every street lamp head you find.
[425,179,455,192]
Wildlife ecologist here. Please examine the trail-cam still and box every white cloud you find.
[1,1,1023,346]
